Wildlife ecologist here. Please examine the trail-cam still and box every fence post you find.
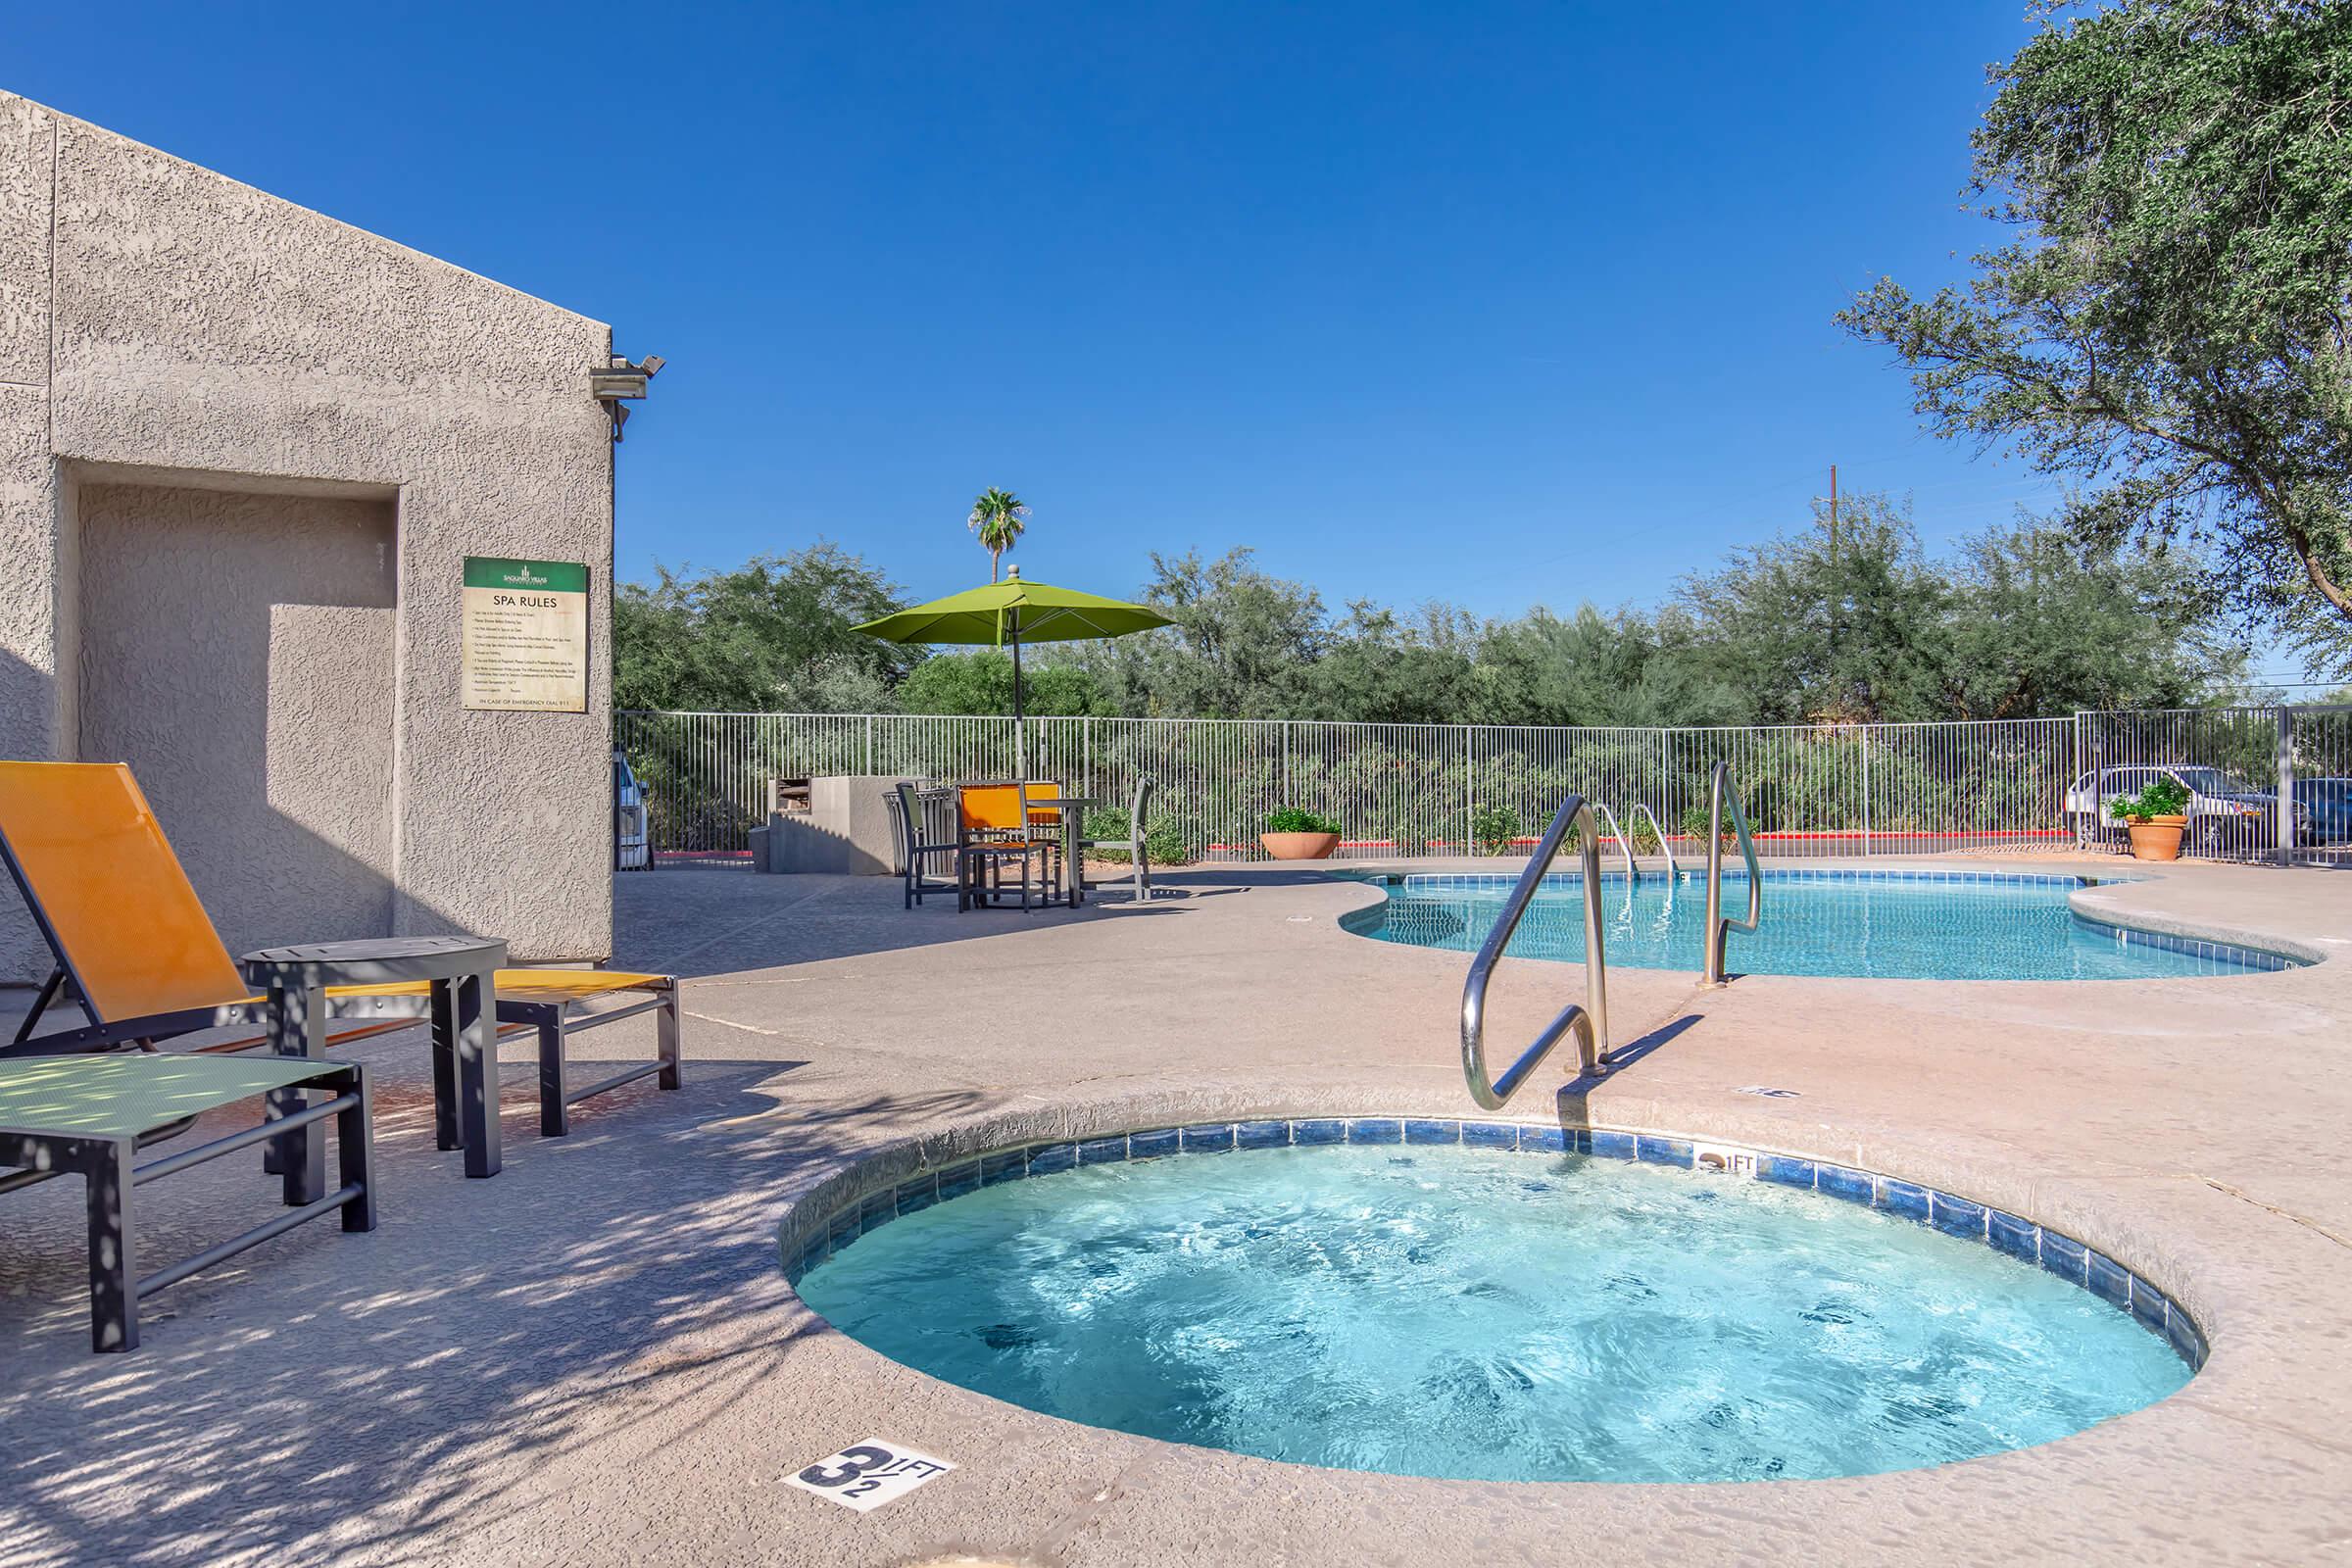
[2278,707,2296,868]
[1461,726,1474,858]
[1657,728,1669,836]
[2071,710,2089,851]
[1859,726,1871,858]
[1282,720,1293,805]
[864,714,874,774]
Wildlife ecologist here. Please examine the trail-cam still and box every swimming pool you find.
[791,1126,2195,1484]
[1348,870,2293,980]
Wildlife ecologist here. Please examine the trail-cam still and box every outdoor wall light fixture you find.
[591,353,664,441]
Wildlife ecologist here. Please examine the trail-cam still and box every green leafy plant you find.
[1264,806,1342,836]
[1623,811,1661,855]
[1679,804,1718,844]
[1380,813,1427,858]
[1083,806,1193,866]
[2109,774,2191,824]
[1469,804,1522,856]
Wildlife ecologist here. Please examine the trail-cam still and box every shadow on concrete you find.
[0,1056,984,1566]
[1550,1012,1707,1121]
[612,865,1274,981]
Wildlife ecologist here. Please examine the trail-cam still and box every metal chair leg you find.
[657,986,682,1090]
[338,1068,378,1233]
[84,1138,135,1352]
[429,983,462,1152]
[537,1016,568,1137]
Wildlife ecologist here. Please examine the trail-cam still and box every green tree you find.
[1472,605,1732,727]
[1941,521,2244,716]
[1082,548,1328,717]
[893,650,1108,716]
[1840,1,2352,649]
[1302,602,1485,723]
[966,488,1029,581]
[612,544,915,711]
[1673,492,1954,723]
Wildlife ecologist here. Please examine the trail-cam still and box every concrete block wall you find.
[0,89,621,977]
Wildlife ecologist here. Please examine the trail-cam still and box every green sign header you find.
[464,557,589,594]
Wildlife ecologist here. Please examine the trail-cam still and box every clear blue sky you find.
[16,2,2078,622]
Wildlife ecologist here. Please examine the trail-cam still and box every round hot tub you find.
[786,1120,2197,1484]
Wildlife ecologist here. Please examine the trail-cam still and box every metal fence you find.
[614,706,2352,867]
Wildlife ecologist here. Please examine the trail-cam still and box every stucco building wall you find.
[0,89,621,980]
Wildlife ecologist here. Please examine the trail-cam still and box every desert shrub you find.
[1083,806,1192,864]
[1470,804,1522,856]
[1265,806,1343,836]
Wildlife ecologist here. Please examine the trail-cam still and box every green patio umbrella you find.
[855,566,1173,773]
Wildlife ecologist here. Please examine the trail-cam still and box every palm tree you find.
[967,488,1029,581]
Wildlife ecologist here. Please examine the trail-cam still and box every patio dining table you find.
[1041,795,1105,907]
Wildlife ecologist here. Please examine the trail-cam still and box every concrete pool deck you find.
[1,855,2349,1565]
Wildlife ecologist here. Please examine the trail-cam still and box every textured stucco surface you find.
[0,857,2348,1565]
[0,87,618,975]
[0,84,58,979]
[76,481,398,951]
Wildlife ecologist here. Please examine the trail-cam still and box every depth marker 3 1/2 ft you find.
[785,1439,956,1512]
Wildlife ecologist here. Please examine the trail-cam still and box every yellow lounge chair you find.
[0,761,679,1140]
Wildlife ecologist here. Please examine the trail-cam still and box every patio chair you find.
[0,761,680,1140]
[956,781,1061,911]
[0,1051,375,1351]
[889,782,961,908]
[1074,775,1155,904]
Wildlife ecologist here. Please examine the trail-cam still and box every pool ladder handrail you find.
[1588,801,1637,884]
[1701,760,1763,987]
[1460,792,1611,1109]
[1619,802,1676,883]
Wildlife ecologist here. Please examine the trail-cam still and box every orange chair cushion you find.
[0,762,249,1023]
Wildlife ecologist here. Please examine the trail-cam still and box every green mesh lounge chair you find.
[0,1052,375,1351]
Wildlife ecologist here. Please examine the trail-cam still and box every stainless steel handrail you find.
[1701,760,1762,987]
[1589,801,1636,883]
[1623,802,1676,882]
[1460,792,1611,1108]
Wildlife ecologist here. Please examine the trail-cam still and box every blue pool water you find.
[1353,872,2285,980]
[796,1145,2191,1483]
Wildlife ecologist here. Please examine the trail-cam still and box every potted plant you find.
[1260,807,1342,860]
[2109,775,2191,861]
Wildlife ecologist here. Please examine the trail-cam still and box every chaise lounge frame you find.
[0,1053,376,1351]
[0,761,681,1144]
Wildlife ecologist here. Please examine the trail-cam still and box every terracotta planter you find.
[1259,831,1340,860]
[2126,814,2187,862]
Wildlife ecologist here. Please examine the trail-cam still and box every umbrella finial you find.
[1006,564,1021,580]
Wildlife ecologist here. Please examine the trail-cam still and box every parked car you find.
[2291,776,2352,846]
[613,748,652,870]
[2062,765,2309,852]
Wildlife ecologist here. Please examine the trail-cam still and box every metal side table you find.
[242,935,507,1195]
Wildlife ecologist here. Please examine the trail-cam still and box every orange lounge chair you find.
[0,761,679,1140]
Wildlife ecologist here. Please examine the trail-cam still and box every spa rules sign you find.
[461,557,589,712]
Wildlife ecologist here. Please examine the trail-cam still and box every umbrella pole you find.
[1010,630,1027,777]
